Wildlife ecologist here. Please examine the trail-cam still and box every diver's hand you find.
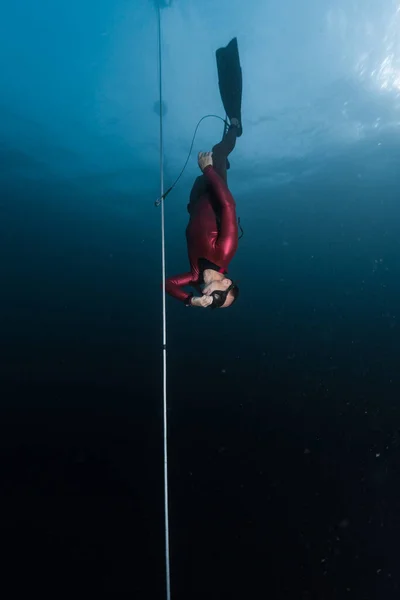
[191,295,213,308]
[198,151,213,172]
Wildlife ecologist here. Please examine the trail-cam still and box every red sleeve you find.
[203,166,238,260]
[165,272,194,304]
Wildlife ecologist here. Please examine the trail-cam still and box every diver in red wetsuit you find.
[165,37,243,309]
[165,120,241,309]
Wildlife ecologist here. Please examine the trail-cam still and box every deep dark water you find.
[1,374,399,599]
[2,145,400,599]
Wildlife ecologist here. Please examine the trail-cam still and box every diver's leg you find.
[188,121,239,214]
[211,123,239,183]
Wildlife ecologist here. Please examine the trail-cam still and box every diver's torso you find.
[186,197,219,276]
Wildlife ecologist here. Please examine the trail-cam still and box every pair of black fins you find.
[216,37,243,137]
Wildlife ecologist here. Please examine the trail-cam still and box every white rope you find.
[156,5,171,600]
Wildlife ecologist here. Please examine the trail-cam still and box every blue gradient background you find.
[1,1,400,597]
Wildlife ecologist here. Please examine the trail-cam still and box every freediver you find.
[165,38,243,309]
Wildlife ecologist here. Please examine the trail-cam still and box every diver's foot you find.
[198,151,213,172]
[230,117,242,136]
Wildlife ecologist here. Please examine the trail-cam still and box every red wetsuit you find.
[165,165,238,305]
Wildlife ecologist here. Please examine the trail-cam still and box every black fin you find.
[216,37,243,137]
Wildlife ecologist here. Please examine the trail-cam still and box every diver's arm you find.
[203,166,238,259]
[165,272,195,305]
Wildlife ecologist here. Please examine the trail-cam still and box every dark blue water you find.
[1,1,400,598]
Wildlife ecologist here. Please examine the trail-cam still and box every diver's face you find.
[202,277,232,297]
